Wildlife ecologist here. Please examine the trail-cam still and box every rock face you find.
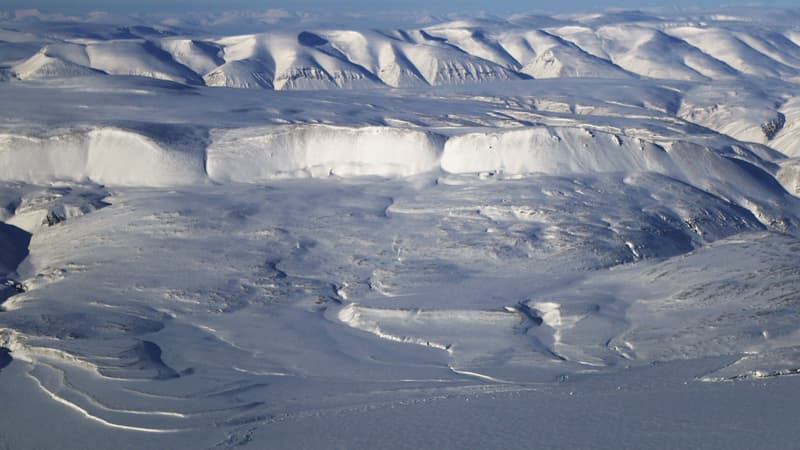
[0,279,25,304]
[43,210,65,226]
[762,113,786,140]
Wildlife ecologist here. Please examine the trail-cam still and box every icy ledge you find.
[207,124,788,204]
[3,124,794,235]
[207,125,444,180]
[0,124,791,199]
[0,128,206,187]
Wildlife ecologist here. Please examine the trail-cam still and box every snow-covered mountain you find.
[5,8,800,89]
[0,7,800,450]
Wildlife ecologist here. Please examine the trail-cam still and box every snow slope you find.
[7,8,800,89]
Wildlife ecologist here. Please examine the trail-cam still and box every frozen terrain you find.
[1,6,800,449]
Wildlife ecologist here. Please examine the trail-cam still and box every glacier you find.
[0,6,799,449]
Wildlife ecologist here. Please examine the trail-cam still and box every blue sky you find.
[3,0,798,15]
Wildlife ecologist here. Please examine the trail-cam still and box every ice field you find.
[1,6,800,448]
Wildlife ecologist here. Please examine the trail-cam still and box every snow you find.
[12,49,98,80]
[157,39,224,76]
[208,125,443,180]
[6,7,800,89]
[440,127,672,175]
[0,128,206,186]
[1,6,800,450]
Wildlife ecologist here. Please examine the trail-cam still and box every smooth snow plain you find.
[1,7,800,449]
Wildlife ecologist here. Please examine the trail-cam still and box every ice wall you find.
[207,125,444,181]
[0,128,206,186]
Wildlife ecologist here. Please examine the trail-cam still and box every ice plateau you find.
[0,6,800,450]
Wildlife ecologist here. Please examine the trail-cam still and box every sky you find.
[2,0,798,15]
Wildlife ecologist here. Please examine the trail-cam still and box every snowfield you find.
[1,6,800,449]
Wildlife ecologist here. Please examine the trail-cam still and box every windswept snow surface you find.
[1,7,800,449]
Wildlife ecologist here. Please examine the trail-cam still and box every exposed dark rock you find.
[297,31,328,47]
[0,279,25,305]
[761,112,786,140]
[43,210,66,226]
